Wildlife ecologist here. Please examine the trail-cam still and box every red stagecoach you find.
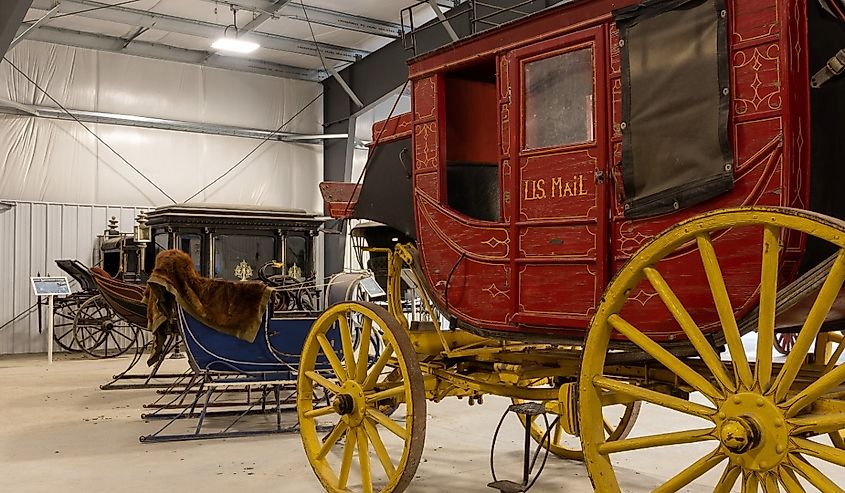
[303,0,845,491]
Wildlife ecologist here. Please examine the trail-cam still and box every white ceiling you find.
[19,0,444,78]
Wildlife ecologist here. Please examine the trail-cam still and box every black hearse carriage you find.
[144,203,324,286]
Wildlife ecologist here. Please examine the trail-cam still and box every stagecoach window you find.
[284,233,311,280]
[213,234,275,281]
[444,58,501,222]
[524,47,595,149]
[179,233,202,273]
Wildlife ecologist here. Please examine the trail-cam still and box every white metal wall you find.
[0,40,324,210]
[0,200,148,355]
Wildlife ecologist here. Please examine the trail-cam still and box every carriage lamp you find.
[134,212,151,243]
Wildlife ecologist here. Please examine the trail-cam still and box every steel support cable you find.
[1,57,178,204]
[182,91,323,203]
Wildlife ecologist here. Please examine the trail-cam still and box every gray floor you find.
[0,352,842,492]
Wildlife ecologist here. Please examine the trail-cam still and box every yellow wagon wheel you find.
[512,377,640,460]
[298,301,426,493]
[580,207,845,492]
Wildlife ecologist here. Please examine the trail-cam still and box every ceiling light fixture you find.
[212,8,260,54]
[211,37,259,54]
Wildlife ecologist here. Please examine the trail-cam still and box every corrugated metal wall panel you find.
[0,199,148,355]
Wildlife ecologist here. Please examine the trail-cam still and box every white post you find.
[47,295,54,364]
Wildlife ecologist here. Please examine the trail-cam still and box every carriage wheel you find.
[298,302,425,493]
[53,295,86,351]
[512,377,640,460]
[73,295,139,359]
[580,207,845,492]
[774,332,798,355]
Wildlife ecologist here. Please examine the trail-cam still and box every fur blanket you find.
[145,249,273,365]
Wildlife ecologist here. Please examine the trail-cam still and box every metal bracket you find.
[812,48,845,88]
[427,0,460,42]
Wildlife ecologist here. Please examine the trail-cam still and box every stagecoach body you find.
[305,1,845,491]
[326,0,845,343]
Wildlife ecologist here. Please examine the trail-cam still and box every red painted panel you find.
[416,171,440,200]
[518,152,600,222]
[732,44,783,117]
[414,122,439,172]
[516,263,598,326]
[730,0,779,43]
[418,195,510,260]
[372,112,413,143]
[518,224,597,258]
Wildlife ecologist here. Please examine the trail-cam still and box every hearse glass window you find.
[524,47,595,149]
[284,233,311,280]
[178,233,202,274]
[213,234,275,281]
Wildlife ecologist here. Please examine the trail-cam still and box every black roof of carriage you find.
[146,203,328,228]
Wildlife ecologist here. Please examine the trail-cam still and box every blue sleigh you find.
[140,303,340,443]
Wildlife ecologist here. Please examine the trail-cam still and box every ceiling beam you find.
[0,99,342,143]
[28,0,369,62]
[15,23,326,81]
[198,0,403,39]
[240,0,291,33]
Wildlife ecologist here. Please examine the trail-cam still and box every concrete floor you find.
[1,352,843,492]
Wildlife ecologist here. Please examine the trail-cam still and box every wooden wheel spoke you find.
[777,466,805,493]
[644,266,735,393]
[761,473,781,493]
[789,454,845,493]
[356,319,373,382]
[364,418,396,477]
[317,334,348,382]
[607,315,723,400]
[792,437,845,467]
[593,376,716,420]
[305,370,342,395]
[337,429,356,489]
[743,471,760,493]
[597,427,715,455]
[366,408,407,439]
[774,250,845,402]
[713,464,742,493]
[366,384,406,403]
[553,419,563,444]
[304,406,338,419]
[785,363,845,417]
[362,344,395,389]
[697,234,755,390]
[790,412,845,436]
[338,315,357,378]
[357,427,373,493]
[317,422,348,460]
[757,225,781,391]
[824,337,845,374]
[652,448,725,493]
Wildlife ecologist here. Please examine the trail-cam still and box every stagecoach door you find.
[508,26,609,330]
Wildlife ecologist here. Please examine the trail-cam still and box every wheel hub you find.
[332,394,354,415]
[718,418,756,453]
[335,380,366,426]
[716,393,789,471]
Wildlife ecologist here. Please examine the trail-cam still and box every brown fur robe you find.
[145,249,273,365]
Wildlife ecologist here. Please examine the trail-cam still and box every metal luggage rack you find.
[399,0,550,56]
